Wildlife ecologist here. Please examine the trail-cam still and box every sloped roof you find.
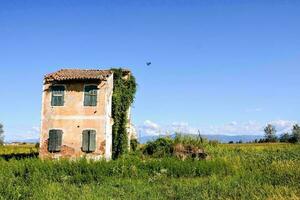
[44,69,114,82]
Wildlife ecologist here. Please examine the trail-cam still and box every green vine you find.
[111,68,137,159]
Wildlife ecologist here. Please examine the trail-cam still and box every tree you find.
[258,138,265,143]
[236,140,243,144]
[0,123,4,145]
[264,124,277,142]
[279,132,290,143]
[291,124,300,143]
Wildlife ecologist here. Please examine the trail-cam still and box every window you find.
[51,85,65,106]
[84,85,98,106]
[48,129,62,152]
[82,130,96,152]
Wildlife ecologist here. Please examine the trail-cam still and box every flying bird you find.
[146,62,151,66]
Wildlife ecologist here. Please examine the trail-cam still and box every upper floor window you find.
[84,85,98,106]
[82,130,96,152]
[51,85,65,106]
[48,129,63,152]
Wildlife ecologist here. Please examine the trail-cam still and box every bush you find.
[143,137,173,157]
[142,135,209,160]
[130,139,138,152]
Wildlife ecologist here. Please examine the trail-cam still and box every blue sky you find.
[0,0,300,141]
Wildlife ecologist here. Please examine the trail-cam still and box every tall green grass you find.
[0,143,299,200]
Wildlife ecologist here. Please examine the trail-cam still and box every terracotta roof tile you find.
[44,69,113,82]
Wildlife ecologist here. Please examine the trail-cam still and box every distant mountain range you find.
[5,134,265,144]
[139,134,264,144]
[5,138,39,144]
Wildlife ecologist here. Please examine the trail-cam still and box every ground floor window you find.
[48,129,63,152]
[82,130,96,152]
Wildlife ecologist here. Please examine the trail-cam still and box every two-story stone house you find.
[39,69,135,160]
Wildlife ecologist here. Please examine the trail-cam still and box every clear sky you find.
[0,0,299,141]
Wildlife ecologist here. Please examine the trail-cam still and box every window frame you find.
[51,84,66,107]
[83,84,98,107]
[81,129,97,153]
[48,129,63,152]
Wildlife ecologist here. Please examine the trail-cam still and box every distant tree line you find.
[228,124,300,144]
[228,140,244,144]
[259,124,300,143]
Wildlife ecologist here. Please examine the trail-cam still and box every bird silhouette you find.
[146,62,151,66]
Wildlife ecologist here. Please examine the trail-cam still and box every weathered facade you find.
[39,69,135,160]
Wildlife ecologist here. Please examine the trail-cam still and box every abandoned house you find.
[39,69,136,160]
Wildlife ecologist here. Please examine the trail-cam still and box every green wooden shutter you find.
[57,91,64,106]
[89,130,96,152]
[84,90,91,106]
[51,95,59,106]
[48,130,62,152]
[84,85,97,106]
[82,130,96,152]
[82,130,89,152]
[90,88,97,106]
[55,130,62,151]
[48,130,55,152]
[51,86,65,106]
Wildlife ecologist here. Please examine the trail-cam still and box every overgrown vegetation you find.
[0,143,299,199]
[143,135,208,160]
[130,139,138,152]
[143,137,174,157]
[111,68,137,159]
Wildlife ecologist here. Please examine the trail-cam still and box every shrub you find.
[143,135,208,160]
[143,137,173,157]
[130,139,138,152]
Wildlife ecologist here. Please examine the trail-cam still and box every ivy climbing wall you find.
[111,68,137,159]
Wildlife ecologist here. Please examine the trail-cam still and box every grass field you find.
[0,143,299,200]
[0,144,38,155]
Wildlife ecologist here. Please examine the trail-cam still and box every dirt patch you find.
[173,144,208,160]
